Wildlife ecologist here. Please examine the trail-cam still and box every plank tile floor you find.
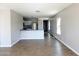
[0,33,77,56]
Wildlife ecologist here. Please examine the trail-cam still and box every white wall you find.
[10,10,23,45]
[0,9,23,47]
[0,9,11,47]
[50,18,57,34]
[50,4,79,54]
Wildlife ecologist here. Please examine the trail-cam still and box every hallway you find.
[0,33,77,56]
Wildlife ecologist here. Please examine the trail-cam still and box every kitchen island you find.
[20,30,44,39]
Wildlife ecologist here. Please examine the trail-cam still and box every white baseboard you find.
[0,39,20,47]
[53,34,79,56]
[0,45,11,47]
[11,39,20,47]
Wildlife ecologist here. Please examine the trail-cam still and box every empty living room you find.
[0,1,79,58]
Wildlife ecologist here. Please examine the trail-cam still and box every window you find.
[57,17,61,35]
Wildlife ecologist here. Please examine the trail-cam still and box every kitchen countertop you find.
[20,29,44,31]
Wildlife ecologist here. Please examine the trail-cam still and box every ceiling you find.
[0,3,71,18]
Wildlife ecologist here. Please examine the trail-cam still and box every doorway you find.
[43,20,48,32]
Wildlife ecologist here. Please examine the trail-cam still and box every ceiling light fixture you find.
[35,10,40,13]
